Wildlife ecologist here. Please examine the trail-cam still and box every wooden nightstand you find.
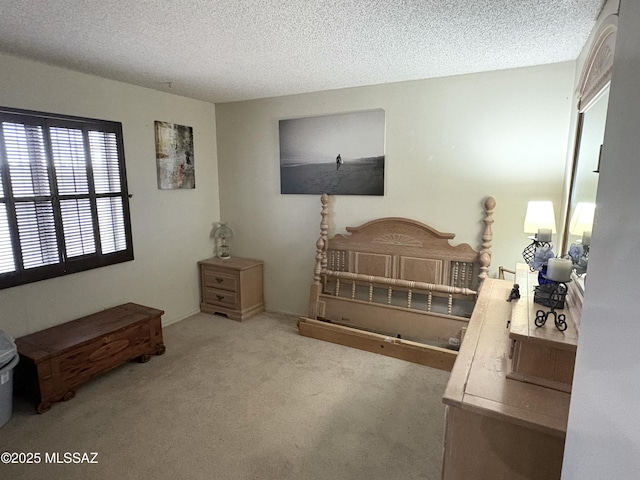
[198,257,265,321]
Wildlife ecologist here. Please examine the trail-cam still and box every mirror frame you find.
[561,15,618,254]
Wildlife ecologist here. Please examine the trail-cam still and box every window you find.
[0,107,133,289]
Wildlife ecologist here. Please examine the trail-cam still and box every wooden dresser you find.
[198,257,265,321]
[442,265,580,479]
[15,303,165,413]
[507,265,580,393]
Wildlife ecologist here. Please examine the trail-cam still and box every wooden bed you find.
[298,194,496,371]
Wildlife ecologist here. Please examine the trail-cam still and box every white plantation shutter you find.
[89,130,128,255]
[0,205,14,274]
[15,201,59,268]
[90,131,121,194]
[60,198,96,257]
[0,107,133,289]
[3,121,60,270]
[50,126,95,258]
[0,155,14,274]
[3,122,50,197]
[50,127,89,195]
[97,197,126,254]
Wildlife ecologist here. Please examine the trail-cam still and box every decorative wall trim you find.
[577,15,618,112]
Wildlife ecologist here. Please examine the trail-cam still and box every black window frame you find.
[0,106,134,289]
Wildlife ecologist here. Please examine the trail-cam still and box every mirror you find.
[561,15,617,292]
[565,87,609,247]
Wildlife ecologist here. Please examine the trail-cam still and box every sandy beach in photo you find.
[281,157,384,195]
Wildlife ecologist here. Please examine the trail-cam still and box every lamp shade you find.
[213,222,234,240]
[569,202,596,235]
[213,222,234,259]
[523,201,556,234]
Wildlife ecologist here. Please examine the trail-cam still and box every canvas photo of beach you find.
[279,109,385,195]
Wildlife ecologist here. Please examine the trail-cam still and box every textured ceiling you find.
[0,0,603,104]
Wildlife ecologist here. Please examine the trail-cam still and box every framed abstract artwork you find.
[155,121,195,189]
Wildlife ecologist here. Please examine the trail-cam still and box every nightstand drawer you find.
[203,287,238,308]
[198,257,264,321]
[203,268,238,292]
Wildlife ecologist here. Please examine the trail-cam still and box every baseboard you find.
[161,308,201,327]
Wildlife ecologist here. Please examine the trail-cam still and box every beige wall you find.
[216,62,575,315]
[563,0,640,477]
[0,53,220,337]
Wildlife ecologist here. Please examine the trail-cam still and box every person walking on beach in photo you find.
[336,154,342,170]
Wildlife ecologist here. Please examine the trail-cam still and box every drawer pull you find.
[216,294,225,301]
[215,277,224,283]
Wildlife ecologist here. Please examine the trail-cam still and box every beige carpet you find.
[1,311,449,480]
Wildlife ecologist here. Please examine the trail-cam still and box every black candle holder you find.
[533,280,565,308]
[534,279,569,332]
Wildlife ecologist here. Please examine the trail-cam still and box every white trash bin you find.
[0,330,19,428]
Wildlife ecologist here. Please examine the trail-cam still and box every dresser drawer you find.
[204,287,238,308]
[203,267,238,292]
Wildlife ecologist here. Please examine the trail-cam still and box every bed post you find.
[308,193,329,319]
[478,196,496,287]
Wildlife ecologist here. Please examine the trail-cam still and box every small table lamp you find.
[567,202,595,274]
[213,222,234,259]
[522,201,557,265]
[569,202,595,249]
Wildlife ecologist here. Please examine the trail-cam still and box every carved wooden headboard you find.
[326,217,482,291]
[313,194,495,294]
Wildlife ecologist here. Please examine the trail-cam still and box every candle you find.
[582,230,591,247]
[537,228,552,242]
[546,258,573,282]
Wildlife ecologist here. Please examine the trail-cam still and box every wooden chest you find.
[15,303,165,413]
[198,257,264,321]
